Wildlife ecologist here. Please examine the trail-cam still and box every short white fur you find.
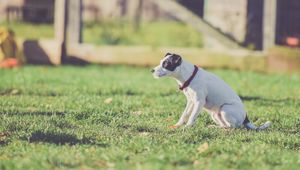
[152,54,271,130]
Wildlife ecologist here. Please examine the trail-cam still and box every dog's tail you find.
[243,115,271,131]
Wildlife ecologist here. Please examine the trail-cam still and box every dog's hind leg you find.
[210,112,227,127]
[219,104,246,128]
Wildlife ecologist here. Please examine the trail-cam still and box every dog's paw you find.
[184,125,192,128]
[168,125,180,129]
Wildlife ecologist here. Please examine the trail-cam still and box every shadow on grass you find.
[240,95,300,106]
[24,131,109,147]
[97,89,142,96]
[136,125,160,133]
[63,55,90,66]
[117,123,161,133]
[1,111,66,116]
[27,91,63,97]
[172,159,193,167]
[0,88,64,97]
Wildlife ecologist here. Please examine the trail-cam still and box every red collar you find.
[179,65,198,91]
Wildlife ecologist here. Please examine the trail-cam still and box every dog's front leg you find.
[173,99,194,127]
[185,99,205,127]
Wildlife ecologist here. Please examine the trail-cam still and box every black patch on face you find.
[162,53,182,71]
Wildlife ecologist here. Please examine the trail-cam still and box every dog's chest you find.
[183,88,197,101]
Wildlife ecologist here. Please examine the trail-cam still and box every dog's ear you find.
[162,53,182,71]
[172,54,182,66]
[165,53,172,57]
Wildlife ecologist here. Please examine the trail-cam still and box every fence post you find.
[67,0,83,44]
[263,0,277,51]
[54,0,67,62]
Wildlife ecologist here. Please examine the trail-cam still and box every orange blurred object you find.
[286,37,299,47]
[168,125,179,129]
[0,58,20,68]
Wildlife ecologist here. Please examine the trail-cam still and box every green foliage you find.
[84,20,203,47]
[0,65,299,169]
[0,22,54,40]
[0,21,203,47]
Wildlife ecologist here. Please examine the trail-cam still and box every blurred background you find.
[0,0,299,72]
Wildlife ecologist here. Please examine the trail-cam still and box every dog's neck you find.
[171,60,196,85]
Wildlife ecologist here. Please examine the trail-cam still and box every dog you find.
[151,53,271,130]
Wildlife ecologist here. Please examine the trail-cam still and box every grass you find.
[0,65,299,169]
[0,21,203,47]
[0,22,54,40]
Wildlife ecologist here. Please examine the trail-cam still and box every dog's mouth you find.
[153,72,167,78]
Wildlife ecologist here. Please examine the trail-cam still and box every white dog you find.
[152,53,271,130]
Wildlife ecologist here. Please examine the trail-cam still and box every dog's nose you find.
[151,69,155,73]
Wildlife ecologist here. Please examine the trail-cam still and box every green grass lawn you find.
[0,21,203,47]
[0,65,300,170]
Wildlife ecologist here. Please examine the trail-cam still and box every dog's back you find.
[194,68,244,110]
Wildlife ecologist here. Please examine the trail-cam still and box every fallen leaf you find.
[197,142,209,153]
[0,155,10,160]
[0,132,10,142]
[10,89,19,95]
[79,165,92,170]
[132,111,142,116]
[168,125,180,129]
[193,160,201,167]
[165,117,173,122]
[106,162,115,168]
[94,160,115,168]
[104,98,113,104]
[139,132,149,136]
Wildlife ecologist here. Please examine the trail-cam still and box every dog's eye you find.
[162,61,168,67]
[163,61,171,68]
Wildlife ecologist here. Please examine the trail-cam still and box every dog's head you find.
[151,53,182,78]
